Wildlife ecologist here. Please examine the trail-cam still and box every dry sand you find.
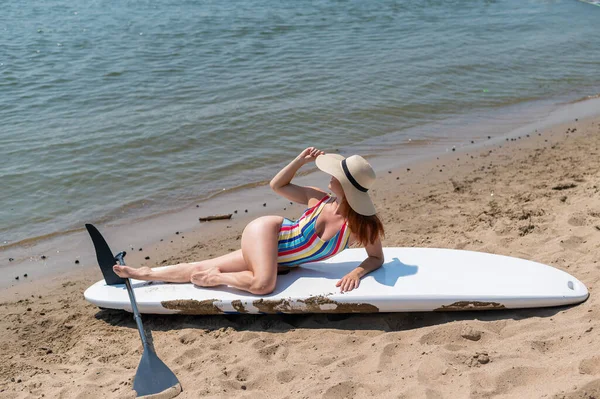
[1,117,599,399]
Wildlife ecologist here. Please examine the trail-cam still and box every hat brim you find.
[315,154,377,216]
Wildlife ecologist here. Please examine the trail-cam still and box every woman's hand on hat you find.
[297,147,324,165]
[336,270,361,293]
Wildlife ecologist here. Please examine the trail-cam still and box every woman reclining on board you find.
[113,148,385,294]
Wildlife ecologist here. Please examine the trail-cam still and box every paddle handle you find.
[115,252,150,351]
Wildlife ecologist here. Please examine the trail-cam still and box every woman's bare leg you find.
[113,249,248,283]
[191,216,283,295]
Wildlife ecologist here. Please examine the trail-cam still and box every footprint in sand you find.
[251,337,275,350]
[377,342,403,368]
[568,212,588,227]
[332,353,368,370]
[443,343,466,352]
[417,357,448,383]
[258,343,288,360]
[579,356,600,375]
[178,332,197,345]
[419,324,465,346]
[276,369,295,384]
[560,235,586,250]
[563,379,600,398]
[82,367,122,385]
[569,210,600,227]
[425,388,445,399]
[322,380,361,399]
[58,384,132,399]
[469,371,496,397]
[529,337,570,354]
[473,366,544,397]
[173,347,203,364]
[316,355,339,367]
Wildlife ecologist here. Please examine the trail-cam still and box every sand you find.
[1,116,599,399]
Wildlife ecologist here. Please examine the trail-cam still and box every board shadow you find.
[94,303,577,335]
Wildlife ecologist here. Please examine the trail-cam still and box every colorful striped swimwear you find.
[277,195,351,267]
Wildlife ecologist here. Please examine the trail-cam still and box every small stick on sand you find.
[198,214,233,222]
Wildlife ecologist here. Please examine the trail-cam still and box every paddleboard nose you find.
[566,278,589,301]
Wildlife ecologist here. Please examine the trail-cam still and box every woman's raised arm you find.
[270,147,327,205]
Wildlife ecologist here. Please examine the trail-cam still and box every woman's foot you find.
[190,267,222,287]
[113,265,151,279]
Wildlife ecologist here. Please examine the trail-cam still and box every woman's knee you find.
[249,276,276,295]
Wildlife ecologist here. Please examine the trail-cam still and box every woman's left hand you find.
[336,271,361,292]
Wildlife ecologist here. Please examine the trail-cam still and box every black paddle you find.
[85,224,181,398]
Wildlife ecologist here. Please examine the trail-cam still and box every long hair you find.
[339,198,384,246]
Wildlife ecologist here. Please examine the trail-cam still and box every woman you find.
[113,147,385,294]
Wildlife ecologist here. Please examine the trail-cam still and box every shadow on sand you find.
[94,302,577,336]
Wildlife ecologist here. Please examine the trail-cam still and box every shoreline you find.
[1,112,599,397]
[2,96,600,290]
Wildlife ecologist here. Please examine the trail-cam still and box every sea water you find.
[1,0,599,251]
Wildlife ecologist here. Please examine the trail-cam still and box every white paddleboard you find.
[84,247,589,315]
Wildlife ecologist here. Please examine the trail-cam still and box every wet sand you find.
[1,116,599,398]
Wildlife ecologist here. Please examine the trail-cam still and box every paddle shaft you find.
[86,225,181,397]
[115,252,150,350]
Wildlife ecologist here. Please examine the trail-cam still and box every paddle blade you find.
[85,224,126,286]
[134,350,181,397]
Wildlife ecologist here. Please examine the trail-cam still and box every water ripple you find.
[1,0,600,244]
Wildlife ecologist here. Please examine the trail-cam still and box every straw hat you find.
[315,154,377,216]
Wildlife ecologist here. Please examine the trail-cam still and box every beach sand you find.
[1,117,599,399]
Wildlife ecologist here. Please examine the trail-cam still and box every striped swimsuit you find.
[277,195,351,267]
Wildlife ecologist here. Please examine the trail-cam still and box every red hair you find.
[340,198,384,246]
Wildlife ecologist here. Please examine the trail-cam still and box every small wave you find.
[565,94,600,104]
[259,25,297,37]
[0,227,84,250]
[99,198,158,221]
[104,71,125,78]
[153,68,184,74]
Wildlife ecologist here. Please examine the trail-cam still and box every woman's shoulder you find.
[306,190,332,208]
